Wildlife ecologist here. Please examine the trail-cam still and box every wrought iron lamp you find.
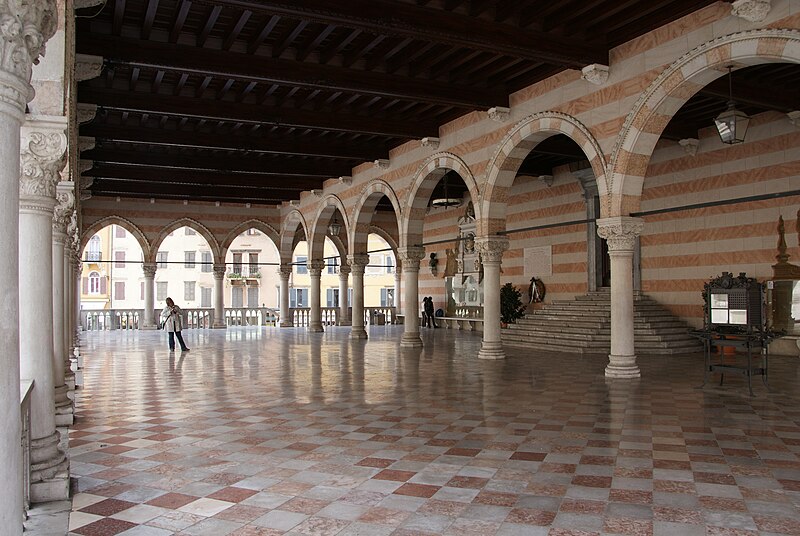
[328,212,341,237]
[431,173,461,208]
[714,66,750,145]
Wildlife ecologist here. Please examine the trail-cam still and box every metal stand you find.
[692,330,772,396]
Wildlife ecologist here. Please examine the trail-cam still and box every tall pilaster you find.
[477,237,509,360]
[337,264,351,326]
[52,181,74,426]
[279,265,293,327]
[212,264,227,328]
[347,254,369,339]
[597,217,644,379]
[308,259,325,332]
[19,116,70,502]
[142,263,157,329]
[398,247,425,348]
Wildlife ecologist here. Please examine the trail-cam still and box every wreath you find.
[528,276,546,304]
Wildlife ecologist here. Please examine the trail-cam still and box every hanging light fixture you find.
[328,212,341,237]
[714,66,750,145]
[431,172,462,208]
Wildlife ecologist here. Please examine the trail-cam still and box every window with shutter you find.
[115,281,125,300]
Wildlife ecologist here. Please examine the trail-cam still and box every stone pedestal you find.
[308,260,325,332]
[477,237,508,360]
[279,266,293,327]
[141,263,157,329]
[338,265,351,326]
[399,247,425,348]
[597,217,644,379]
[212,264,227,328]
[52,183,74,426]
[348,254,369,339]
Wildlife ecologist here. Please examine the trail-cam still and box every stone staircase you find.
[502,289,702,355]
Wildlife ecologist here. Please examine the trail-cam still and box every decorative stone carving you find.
[374,159,390,169]
[597,217,644,252]
[212,264,226,279]
[788,111,800,128]
[476,237,509,263]
[307,259,325,275]
[0,0,57,97]
[311,189,323,197]
[539,174,554,187]
[289,199,300,206]
[338,263,351,276]
[487,106,510,122]
[74,53,103,81]
[67,209,77,245]
[78,159,93,174]
[731,0,771,22]
[338,176,352,185]
[581,63,610,85]
[397,247,425,271]
[278,265,292,279]
[20,118,68,199]
[420,137,440,149]
[52,181,75,234]
[142,263,157,278]
[77,103,97,124]
[347,253,371,274]
[78,136,95,152]
[679,138,699,156]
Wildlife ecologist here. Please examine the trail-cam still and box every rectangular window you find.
[385,255,394,274]
[114,281,125,300]
[295,256,307,275]
[326,288,339,308]
[247,287,259,307]
[290,288,308,308]
[115,226,126,238]
[201,251,212,273]
[232,286,243,308]
[233,253,242,275]
[156,281,168,301]
[327,257,339,274]
[114,251,126,268]
[184,251,196,269]
[249,253,259,276]
[156,251,168,269]
[381,288,394,307]
[184,281,195,301]
[201,287,211,308]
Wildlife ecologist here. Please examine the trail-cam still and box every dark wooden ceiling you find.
[77,0,734,205]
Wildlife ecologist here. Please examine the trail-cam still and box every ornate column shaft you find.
[337,264,351,326]
[72,249,82,351]
[212,264,227,328]
[597,217,644,379]
[477,237,509,360]
[308,259,325,332]
[398,247,425,348]
[279,265,293,327]
[51,181,73,426]
[64,210,77,389]
[347,254,369,339]
[19,116,70,502]
[142,263,157,329]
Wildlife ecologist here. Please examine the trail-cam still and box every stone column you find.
[477,237,509,360]
[394,269,402,314]
[63,210,76,388]
[347,254,369,339]
[597,217,644,379]
[308,259,325,332]
[72,249,82,350]
[212,264,227,328]
[142,263,157,329]
[19,116,70,502]
[398,247,425,348]
[279,265,293,327]
[51,181,73,426]
[337,264,351,326]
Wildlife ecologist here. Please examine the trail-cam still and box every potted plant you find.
[500,282,525,327]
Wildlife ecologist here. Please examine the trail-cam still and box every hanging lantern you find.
[714,66,749,145]
[328,212,341,237]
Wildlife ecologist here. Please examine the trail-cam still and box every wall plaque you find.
[524,246,552,277]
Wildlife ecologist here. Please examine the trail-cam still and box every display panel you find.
[729,309,748,325]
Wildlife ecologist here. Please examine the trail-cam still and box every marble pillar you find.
[337,264,351,326]
[308,260,325,332]
[597,217,644,379]
[279,265,293,327]
[212,264,226,328]
[347,254,369,339]
[398,247,425,348]
[477,237,509,360]
[394,269,402,315]
[19,116,70,502]
[63,211,76,389]
[142,263,157,329]
[51,182,74,426]
[72,250,82,351]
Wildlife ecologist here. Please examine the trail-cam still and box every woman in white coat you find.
[160,297,189,352]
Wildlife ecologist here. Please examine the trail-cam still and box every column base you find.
[30,432,69,503]
[350,327,368,339]
[65,370,75,391]
[605,354,641,378]
[54,385,74,427]
[478,341,506,360]
[400,332,423,348]
[308,323,324,333]
[280,321,294,328]
[141,325,158,331]
[337,320,351,327]
[211,322,227,329]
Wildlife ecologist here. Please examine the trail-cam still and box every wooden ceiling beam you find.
[297,24,336,61]
[113,0,127,36]
[141,0,160,40]
[223,10,252,50]
[197,5,222,47]
[169,0,192,43]
[89,180,296,204]
[247,15,281,54]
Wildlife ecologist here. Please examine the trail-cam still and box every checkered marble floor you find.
[67,326,800,535]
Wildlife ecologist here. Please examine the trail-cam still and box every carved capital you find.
[396,247,425,271]
[212,264,227,279]
[278,265,293,279]
[476,237,509,263]
[52,181,75,234]
[678,138,699,156]
[20,116,67,200]
[77,103,97,124]
[487,106,510,122]
[731,0,771,22]
[581,64,610,85]
[596,217,643,252]
[338,263,351,276]
[142,263,157,278]
[347,254,370,275]
[307,259,325,276]
[74,53,103,82]
[0,0,57,99]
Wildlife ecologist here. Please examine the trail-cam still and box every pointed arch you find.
[609,28,800,216]
[309,195,350,261]
[220,219,280,258]
[403,152,482,247]
[279,209,309,264]
[481,111,607,235]
[350,179,402,254]
[150,218,221,264]
[80,215,151,260]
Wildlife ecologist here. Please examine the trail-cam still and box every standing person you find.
[160,297,189,352]
[424,296,438,328]
[421,296,428,328]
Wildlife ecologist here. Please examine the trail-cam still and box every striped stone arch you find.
[481,111,607,235]
[81,215,151,260]
[309,195,350,261]
[369,225,399,267]
[151,218,221,264]
[279,209,309,265]
[350,179,402,254]
[220,219,281,258]
[403,152,482,247]
[609,28,800,216]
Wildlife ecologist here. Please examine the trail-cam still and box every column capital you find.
[20,116,67,204]
[476,236,509,263]
[307,259,325,276]
[397,247,425,271]
[338,263,351,276]
[142,263,157,278]
[597,216,643,253]
[278,265,293,279]
[212,264,227,279]
[52,181,75,235]
[347,254,370,274]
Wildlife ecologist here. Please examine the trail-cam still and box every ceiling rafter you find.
[169,0,192,42]
[247,14,281,54]
[141,0,160,40]
[297,24,336,61]
[223,9,252,50]
[197,5,222,47]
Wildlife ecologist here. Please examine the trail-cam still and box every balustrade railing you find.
[81,309,141,331]
[225,307,278,326]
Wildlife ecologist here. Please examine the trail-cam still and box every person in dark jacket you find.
[424,296,438,328]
